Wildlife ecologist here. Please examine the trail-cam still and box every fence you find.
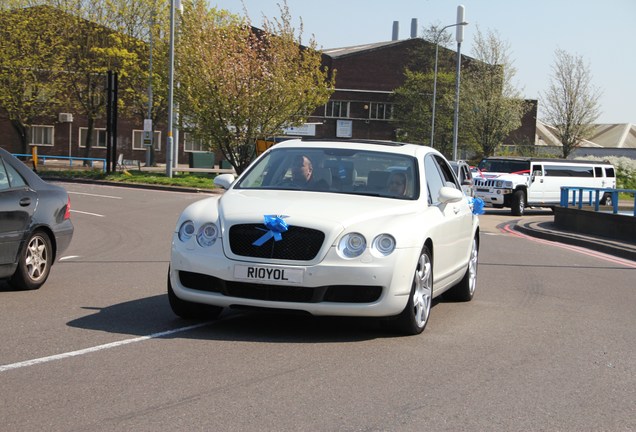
[12,154,107,172]
[560,186,636,217]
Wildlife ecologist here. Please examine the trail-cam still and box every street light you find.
[452,5,466,161]
[430,19,468,148]
[166,0,175,177]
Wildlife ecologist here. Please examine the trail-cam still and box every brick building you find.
[0,10,537,165]
[295,38,537,157]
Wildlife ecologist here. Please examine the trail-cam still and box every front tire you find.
[10,230,53,290]
[511,190,525,216]
[168,271,223,320]
[391,246,433,335]
[445,236,478,302]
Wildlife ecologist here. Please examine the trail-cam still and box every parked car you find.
[449,160,475,197]
[0,148,74,290]
[168,139,480,335]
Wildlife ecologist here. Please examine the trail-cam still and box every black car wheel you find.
[511,190,525,216]
[601,192,613,206]
[391,245,433,335]
[10,230,53,290]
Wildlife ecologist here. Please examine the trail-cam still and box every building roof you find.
[323,40,411,59]
[536,121,636,149]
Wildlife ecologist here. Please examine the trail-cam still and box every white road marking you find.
[0,323,211,373]
[67,191,122,199]
[59,256,80,261]
[70,209,105,217]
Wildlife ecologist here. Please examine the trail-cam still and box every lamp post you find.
[452,4,466,161]
[430,19,468,148]
[166,0,176,177]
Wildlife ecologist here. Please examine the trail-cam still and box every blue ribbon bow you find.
[468,197,485,215]
[253,215,289,246]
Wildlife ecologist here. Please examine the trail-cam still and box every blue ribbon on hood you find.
[253,215,289,246]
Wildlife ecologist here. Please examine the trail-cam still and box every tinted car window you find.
[3,160,27,188]
[544,165,594,177]
[424,155,445,204]
[235,147,419,199]
[479,159,530,173]
[0,159,9,190]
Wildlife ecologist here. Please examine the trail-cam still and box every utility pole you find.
[452,4,465,161]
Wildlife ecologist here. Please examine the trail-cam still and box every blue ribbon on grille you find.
[253,215,289,246]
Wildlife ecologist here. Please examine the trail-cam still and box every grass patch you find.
[39,168,221,190]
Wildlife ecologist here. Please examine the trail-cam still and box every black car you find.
[0,147,73,290]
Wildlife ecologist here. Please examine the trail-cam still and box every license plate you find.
[234,265,304,284]
[477,188,489,192]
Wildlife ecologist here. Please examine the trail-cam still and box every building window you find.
[30,125,54,146]
[184,133,211,152]
[369,102,394,120]
[78,127,107,148]
[325,101,350,118]
[132,130,161,151]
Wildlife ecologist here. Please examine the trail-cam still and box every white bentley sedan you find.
[168,139,480,335]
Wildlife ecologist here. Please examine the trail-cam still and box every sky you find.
[210,0,635,125]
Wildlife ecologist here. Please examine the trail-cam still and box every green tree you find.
[392,69,455,156]
[0,4,68,153]
[57,0,149,163]
[176,0,334,173]
[104,0,171,166]
[391,24,457,157]
[541,49,601,158]
[461,27,530,158]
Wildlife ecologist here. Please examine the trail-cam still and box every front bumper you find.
[475,189,511,206]
[169,237,419,318]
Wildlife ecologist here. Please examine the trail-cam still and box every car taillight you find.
[64,196,71,220]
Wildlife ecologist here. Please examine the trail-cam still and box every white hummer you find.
[473,157,616,216]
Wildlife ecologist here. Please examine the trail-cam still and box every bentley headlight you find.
[338,233,366,258]
[372,234,396,256]
[178,220,195,242]
[197,223,219,247]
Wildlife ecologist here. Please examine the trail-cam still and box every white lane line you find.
[67,191,122,199]
[70,209,105,217]
[0,323,210,373]
[59,256,80,261]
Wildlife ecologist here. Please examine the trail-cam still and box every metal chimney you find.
[392,21,399,41]
[410,18,418,38]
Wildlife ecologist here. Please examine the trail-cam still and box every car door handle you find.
[19,197,31,207]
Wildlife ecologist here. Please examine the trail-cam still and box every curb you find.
[515,218,636,262]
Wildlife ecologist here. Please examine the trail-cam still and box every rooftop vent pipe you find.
[392,21,399,41]
[411,18,418,38]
